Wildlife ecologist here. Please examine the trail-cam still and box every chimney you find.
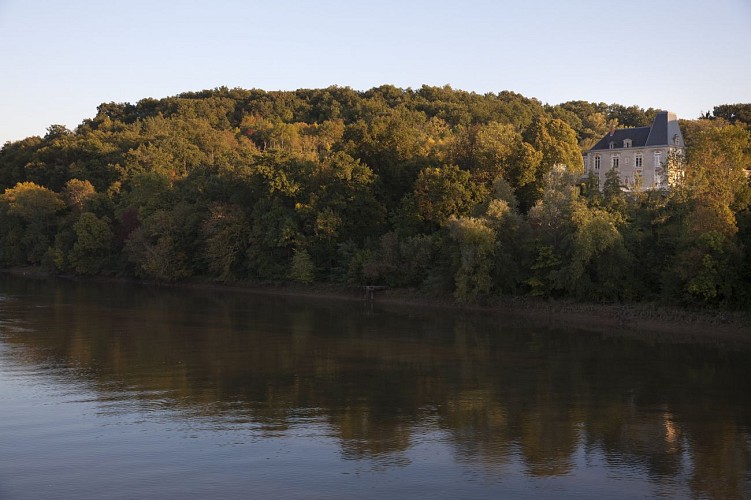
[609,124,615,136]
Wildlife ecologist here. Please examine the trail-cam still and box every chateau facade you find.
[583,111,685,190]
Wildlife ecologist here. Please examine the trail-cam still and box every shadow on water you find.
[1,274,750,498]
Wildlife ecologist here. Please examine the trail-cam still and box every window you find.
[635,154,643,168]
[594,155,601,171]
[654,151,662,167]
[623,139,632,148]
[609,141,615,149]
[612,155,619,169]
[673,134,680,146]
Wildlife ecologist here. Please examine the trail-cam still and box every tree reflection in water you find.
[1,274,750,498]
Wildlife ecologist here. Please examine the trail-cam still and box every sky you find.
[1,0,750,144]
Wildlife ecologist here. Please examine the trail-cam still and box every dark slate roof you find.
[646,111,668,146]
[589,111,680,151]
[589,126,651,151]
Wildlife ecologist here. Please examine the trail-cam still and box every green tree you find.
[447,216,496,302]
[342,107,431,208]
[450,122,542,190]
[525,165,580,296]
[62,178,97,212]
[302,151,385,246]
[670,124,751,304]
[519,117,583,210]
[413,164,485,225]
[69,212,113,274]
[201,203,249,281]
[712,103,751,126]
[602,167,627,218]
[124,204,200,282]
[484,193,529,294]
[0,182,65,264]
[289,248,315,283]
[563,200,629,299]
[1,181,65,221]
[524,117,584,174]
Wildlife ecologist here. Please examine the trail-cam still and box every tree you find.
[0,136,43,190]
[602,167,627,218]
[201,203,249,281]
[525,165,580,296]
[524,117,583,173]
[303,151,385,245]
[526,165,579,248]
[123,204,199,282]
[447,216,496,302]
[563,200,629,299]
[119,170,176,220]
[0,182,65,264]
[484,195,528,294]
[1,84,747,306]
[413,165,485,225]
[1,181,65,221]
[519,117,583,210]
[246,200,300,280]
[289,248,315,283]
[450,122,542,189]
[667,124,751,304]
[548,101,608,150]
[62,179,97,211]
[341,107,431,208]
[712,104,751,126]
[685,124,751,219]
[69,212,113,274]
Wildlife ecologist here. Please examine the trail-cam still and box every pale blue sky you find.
[1,0,749,144]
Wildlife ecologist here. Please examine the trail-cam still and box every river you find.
[0,274,749,499]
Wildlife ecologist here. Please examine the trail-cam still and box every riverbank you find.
[2,267,750,343]
[230,283,751,344]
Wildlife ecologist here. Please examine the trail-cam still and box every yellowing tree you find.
[0,182,65,264]
[1,182,64,221]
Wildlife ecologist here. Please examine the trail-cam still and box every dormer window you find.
[623,139,632,148]
[609,141,615,149]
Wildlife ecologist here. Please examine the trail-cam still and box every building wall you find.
[584,146,683,191]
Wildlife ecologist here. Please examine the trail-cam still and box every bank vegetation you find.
[1,87,749,309]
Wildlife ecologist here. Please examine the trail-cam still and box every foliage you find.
[289,249,315,283]
[447,216,496,302]
[712,104,751,126]
[0,182,65,264]
[201,203,249,282]
[0,86,749,307]
[1,181,65,221]
[413,164,485,225]
[69,212,113,274]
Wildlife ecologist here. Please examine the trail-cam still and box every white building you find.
[583,111,685,190]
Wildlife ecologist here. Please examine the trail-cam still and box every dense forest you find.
[0,86,749,307]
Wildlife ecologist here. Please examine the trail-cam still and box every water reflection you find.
[0,275,750,498]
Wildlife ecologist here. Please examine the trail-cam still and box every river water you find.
[0,274,749,499]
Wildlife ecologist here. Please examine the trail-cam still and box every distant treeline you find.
[1,86,749,307]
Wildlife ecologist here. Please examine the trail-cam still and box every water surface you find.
[0,275,749,499]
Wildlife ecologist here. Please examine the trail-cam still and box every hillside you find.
[1,86,749,307]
